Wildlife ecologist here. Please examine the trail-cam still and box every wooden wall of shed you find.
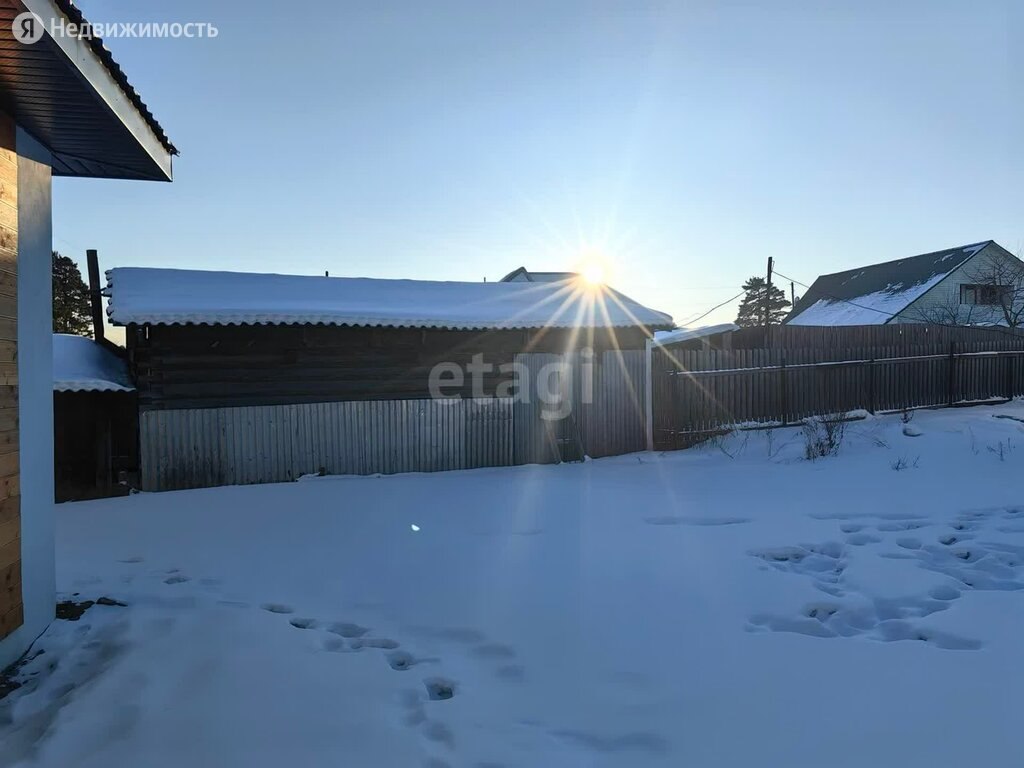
[0,112,19,641]
[128,324,652,411]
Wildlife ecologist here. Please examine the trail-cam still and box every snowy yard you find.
[4,404,1024,767]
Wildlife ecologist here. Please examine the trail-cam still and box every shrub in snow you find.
[987,439,1015,462]
[891,456,920,471]
[708,430,748,459]
[802,415,846,460]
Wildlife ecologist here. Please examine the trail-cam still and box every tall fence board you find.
[653,338,1024,449]
[512,352,562,466]
[513,350,647,464]
[588,350,647,457]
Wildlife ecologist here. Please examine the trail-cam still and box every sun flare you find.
[580,262,606,286]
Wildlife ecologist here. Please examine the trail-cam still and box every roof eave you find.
[109,317,673,332]
[18,0,174,181]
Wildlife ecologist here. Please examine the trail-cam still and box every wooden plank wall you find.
[653,337,1024,449]
[0,111,20,640]
[131,324,652,412]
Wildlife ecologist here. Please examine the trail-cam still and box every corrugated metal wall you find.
[586,349,647,457]
[512,352,563,465]
[141,397,513,491]
[512,349,647,464]
[140,350,649,491]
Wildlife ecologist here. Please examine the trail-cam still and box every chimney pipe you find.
[86,249,106,344]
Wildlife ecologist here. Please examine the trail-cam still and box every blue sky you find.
[53,0,1023,327]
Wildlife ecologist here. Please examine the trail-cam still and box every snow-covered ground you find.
[4,404,1024,767]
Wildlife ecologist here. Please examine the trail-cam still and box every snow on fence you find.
[652,340,1024,448]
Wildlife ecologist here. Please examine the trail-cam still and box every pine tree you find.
[52,251,93,336]
[734,276,791,328]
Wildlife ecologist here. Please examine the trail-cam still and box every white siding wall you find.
[893,244,1023,326]
[0,129,53,669]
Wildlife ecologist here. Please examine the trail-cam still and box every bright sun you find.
[581,262,606,286]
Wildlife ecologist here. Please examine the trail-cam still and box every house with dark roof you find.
[500,267,577,283]
[0,0,174,668]
[786,241,1024,327]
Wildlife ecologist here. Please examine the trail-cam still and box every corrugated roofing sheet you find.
[105,267,674,331]
[53,333,134,392]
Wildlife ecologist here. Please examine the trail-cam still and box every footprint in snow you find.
[351,638,400,650]
[845,532,882,546]
[644,515,749,527]
[424,677,456,701]
[289,617,317,630]
[327,622,369,638]
[387,651,420,671]
[261,603,294,615]
[163,575,190,585]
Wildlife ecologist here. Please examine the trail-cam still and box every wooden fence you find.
[735,323,1024,350]
[652,339,1024,449]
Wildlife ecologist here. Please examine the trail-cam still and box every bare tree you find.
[960,251,1024,328]
[903,250,1024,327]
[903,293,977,326]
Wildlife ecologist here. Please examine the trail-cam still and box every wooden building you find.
[52,334,137,502]
[105,267,673,490]
[0,0,174,669]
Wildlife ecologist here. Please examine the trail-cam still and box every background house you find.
[785,241,1024,327]
[499,267,576,283]
[0,0,173,669]
[106,267,672,490]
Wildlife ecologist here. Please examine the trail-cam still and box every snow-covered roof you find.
[53,334,134,393]
[786,241,996,326]
[104,267,673,331]
[653,323,738,346]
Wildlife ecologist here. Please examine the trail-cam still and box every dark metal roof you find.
[52,0,176,156]
[0,0,175,180]
[500,266,578,283]
[786,241,996,324]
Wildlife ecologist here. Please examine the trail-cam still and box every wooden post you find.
[867,360,876,415]
[947,342,957,407]
[86,249,105,344]
[669,363,679,450]
[644,338,654,451]
[779,351,788,425]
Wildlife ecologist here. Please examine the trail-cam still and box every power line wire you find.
[678,290,746,326]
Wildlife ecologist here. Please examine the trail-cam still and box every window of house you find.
[960,284,1009,306]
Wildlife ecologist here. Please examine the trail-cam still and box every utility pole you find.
[763,256,774,348]
[790,281,796,308]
